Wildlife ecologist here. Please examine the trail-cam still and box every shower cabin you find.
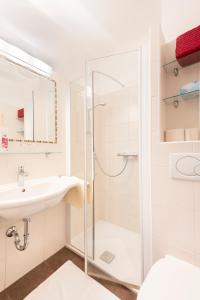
[68,47,151,289]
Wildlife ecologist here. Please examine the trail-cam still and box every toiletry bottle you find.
[0,113,8,151]
[1,129,8,151]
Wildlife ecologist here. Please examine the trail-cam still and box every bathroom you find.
[0,0,199,299]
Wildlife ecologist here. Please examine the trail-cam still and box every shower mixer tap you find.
[117,153,138,157]
[87,103,106,110]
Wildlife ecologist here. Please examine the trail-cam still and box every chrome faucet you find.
[17,166,29,186]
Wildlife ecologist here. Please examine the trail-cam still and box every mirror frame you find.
[0,54,58,144]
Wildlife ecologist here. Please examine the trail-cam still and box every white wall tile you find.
[152,237,196,266]
[0,226,6,291]
[193,182,200,255]
[44,202,67,259]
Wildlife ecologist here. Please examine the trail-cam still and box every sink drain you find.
[100,251,115,264]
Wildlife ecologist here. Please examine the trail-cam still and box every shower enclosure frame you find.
[83,38,152,288]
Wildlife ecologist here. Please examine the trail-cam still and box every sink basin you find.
[0,176,83,220]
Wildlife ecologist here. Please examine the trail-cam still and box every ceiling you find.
[161,0,200,43]
[0,0,160,79]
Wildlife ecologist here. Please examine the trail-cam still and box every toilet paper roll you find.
[185,128,199,141]
[165,128,185,142]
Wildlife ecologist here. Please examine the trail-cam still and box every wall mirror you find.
[0,56,57,143]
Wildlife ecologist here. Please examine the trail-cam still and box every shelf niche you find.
[160,40,200,143]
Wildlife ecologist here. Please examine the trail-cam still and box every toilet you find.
[137,256,200,300]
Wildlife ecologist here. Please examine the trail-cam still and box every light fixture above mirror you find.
[0,38,52,77]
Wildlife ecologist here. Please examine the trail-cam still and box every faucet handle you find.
[18,166,28,176]
[18,166,24,172]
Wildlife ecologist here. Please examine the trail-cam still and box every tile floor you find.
[0,247,137,300]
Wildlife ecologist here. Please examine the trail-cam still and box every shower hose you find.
[94,152,128,177]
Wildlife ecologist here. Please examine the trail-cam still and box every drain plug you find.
[100,251,115,264]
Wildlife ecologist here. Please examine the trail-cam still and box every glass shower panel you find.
[85,50,141,287]
[68,79,85,253]
[69,78,94,260]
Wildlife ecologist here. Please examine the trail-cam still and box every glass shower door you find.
[85,50,142,288]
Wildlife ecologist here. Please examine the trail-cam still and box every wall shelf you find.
[161,41,200,142]
[0,151,62,156]
[163,89,200,106]
[163,60,182,76]
[16,130,24,133]
[163,59,199,77]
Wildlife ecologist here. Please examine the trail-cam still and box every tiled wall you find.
[151,27,200,267]
[94,86,140,232]
[69,80,140,246]
[0,75,67,291]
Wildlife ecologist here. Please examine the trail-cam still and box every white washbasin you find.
[0,176,83,220]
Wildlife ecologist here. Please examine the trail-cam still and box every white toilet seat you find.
[137,256,200,300]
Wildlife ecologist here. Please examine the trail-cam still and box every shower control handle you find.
[117,153,138,157]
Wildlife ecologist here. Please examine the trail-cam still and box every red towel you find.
[176,25,200,67]
[17,108,24,118]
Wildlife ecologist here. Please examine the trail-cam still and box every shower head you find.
[87,103,106,111]
[94,103,106,108]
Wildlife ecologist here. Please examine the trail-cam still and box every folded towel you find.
[180,80,200,97]
[64,177,91,208]
[176,25,200,66]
